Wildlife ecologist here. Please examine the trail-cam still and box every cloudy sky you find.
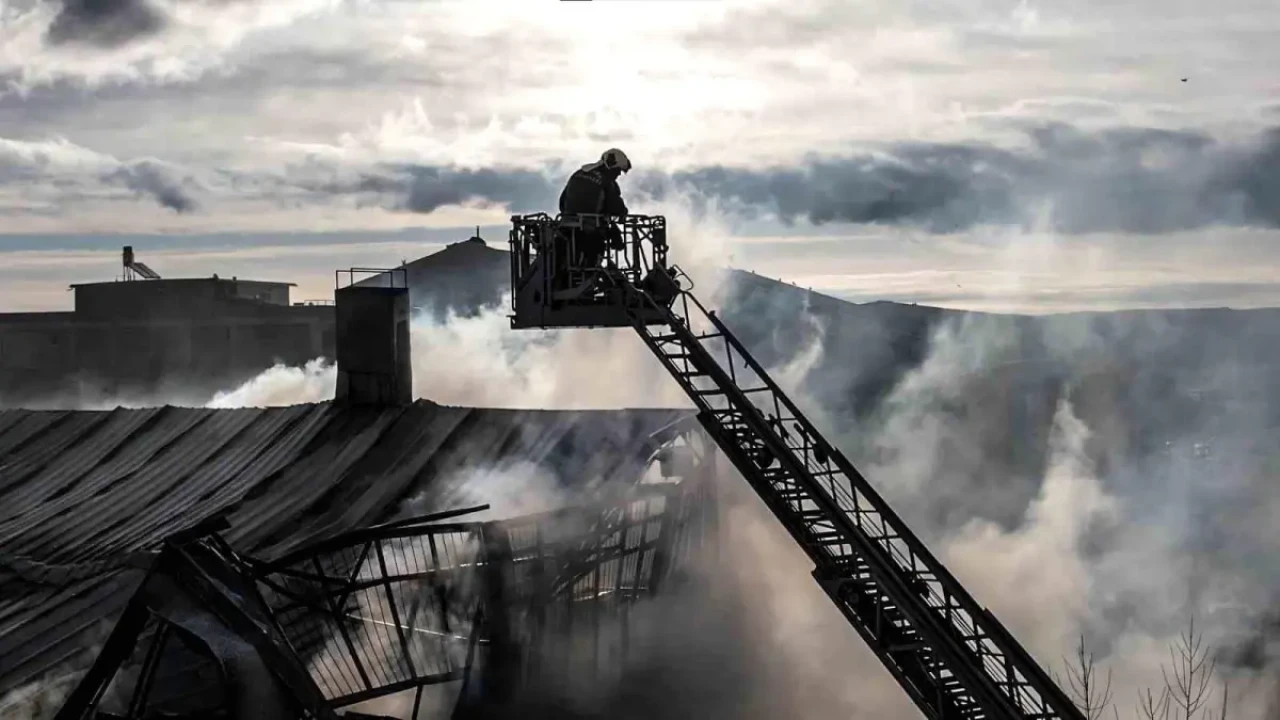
[0,0,1277,312]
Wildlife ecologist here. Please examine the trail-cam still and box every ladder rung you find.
[887,641,926,653]
[651,331,722,343]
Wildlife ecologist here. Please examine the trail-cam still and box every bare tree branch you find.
[1137,685,1172,720]
[1059,635,1117,720]
[1161,616,1218,720]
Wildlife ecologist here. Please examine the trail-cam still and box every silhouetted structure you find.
[354,233,508,320]
[52,458,714,720]
[0,238,519,409]
[0,400,716,718]
[0,247,334,407]
[335,268,412,406]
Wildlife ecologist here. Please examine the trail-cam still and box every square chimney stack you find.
[334,268,412,406]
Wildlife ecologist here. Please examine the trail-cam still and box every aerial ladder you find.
[508,213,1086,720]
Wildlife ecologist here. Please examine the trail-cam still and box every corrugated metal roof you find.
[0,400,692,698]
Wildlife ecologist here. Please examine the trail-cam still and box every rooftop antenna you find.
[122,246,161,282]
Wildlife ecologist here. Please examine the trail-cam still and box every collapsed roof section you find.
[0,400,697,703]
[52,459,717,720]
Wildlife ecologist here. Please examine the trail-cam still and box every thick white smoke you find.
[846,282,1280,718]
[205,357,336,407]
[943,394,1119,671]
[200,196,738,411]
[399,460,571,524]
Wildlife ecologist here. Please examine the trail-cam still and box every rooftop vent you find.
[333,268,412,406]
[122,245,161,281]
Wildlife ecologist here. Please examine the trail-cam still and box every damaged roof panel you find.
[0,400,692,698]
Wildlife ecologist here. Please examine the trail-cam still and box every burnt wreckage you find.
[56,478,715,720]
[4,268,719,719]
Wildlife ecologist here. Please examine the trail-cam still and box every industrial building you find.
[0,246,336,408]
[350,232,508,319]
[0,234,513,409]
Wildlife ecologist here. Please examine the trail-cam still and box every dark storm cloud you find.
[653,144,1026,233]
[639,123,1280,234]
[103,160,197,213]
[262,123,1280,234]
[44,0,167,48]
[19,121,1267,232]
[282,164,559,215]
[400,166,556,214]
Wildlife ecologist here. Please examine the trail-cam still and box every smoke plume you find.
[204,357,335,408]
[832,289,1280,718]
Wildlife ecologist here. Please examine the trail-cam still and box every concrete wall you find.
[72,278,293,320]
[229,280,291,306]
[0,303,334,408]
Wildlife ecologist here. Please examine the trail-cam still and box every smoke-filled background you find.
[6,194,1273,720]
[3,0,1280,717]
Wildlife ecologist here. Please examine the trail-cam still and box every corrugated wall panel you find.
[0,400,695,699]
[252,403,474,560]
[0,411,111,497]
[222,404,406,550]
[0,411,69,459]
[55,408,264,565]
[172,403,337,546]
[0,409,32,439]
[101,404,315,557]
[2,407,209,554]
[0,408,165,531]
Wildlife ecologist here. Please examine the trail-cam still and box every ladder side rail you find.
[689,411,961,720]
[698,305,1080,720]
[622,285,1028,720]
[625,312,966,718]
